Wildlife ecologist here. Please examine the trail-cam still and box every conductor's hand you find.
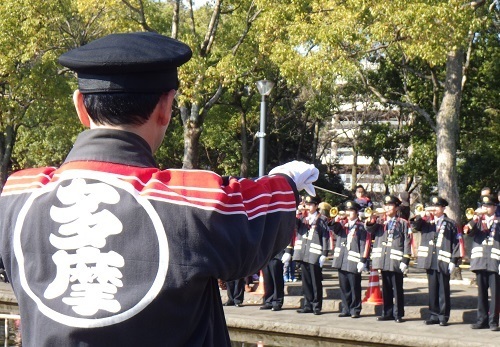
[269,161,319,196]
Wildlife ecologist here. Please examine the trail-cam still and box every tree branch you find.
[357,70,437,132]
[200,0,222,57]
[201,84,224,117]
[232,1,261,55]
[120,0,156,33]
[462,30,475,90]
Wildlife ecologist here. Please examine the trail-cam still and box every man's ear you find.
[157,90,176,126]
[73,90,91,128]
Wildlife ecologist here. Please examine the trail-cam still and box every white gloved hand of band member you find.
[281,252,292,265]
[269,161,319,196]
[357,262,364,273]
[319,255,326,268]
[399,262,408,273]
[448,262,456,274]
[498,264,500,275]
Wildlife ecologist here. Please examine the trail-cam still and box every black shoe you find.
[234,303,243,307]
[271,307,282,311]
[439,321,448,326]
[313,310,322,315]
[490,325,499,332]
[351,314,360,319]
[338,313,350,318]
[471,323,488,329]
[424,320,439,325]
[259,305,272,310]
[395,318,405,323]
[377,316,392,321]
[224,302,235,306]
[297,308,313,314]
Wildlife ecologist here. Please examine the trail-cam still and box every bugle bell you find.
[364,207,385,220]
[465,207,484,220]
[330,206,346,219]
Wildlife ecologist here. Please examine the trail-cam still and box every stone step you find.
[220,267,481,324]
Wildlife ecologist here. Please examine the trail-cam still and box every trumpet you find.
[330,206,346,219]
[364,207,385,219]
[414,204,435,215]
[465,207,485,220]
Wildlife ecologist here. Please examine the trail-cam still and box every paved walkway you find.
[0,266,498,346]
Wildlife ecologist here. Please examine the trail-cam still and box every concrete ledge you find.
[225,309,498,347]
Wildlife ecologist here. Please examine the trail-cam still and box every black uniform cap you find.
[480,194,497,206]
[304,195,321,205]
[58,32,193,94]
[383,195,401,206]
[344,200,361,211]
[429,196,448,207]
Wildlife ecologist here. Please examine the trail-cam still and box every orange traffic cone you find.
[254,270,265,295]
[363,267,383,304]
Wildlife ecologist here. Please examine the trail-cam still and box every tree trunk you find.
[181,104,202,169]
[436,49,463,223]
[351,147,358,191]
[171,0,180,39]
[0,125,16,192]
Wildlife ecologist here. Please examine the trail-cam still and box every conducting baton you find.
[312,185,349,198]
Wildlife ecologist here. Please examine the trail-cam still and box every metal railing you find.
[0,314,20,345]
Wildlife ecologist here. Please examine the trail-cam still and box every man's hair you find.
[83,93,163,126]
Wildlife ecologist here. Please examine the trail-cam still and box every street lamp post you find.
[256,80,275,176]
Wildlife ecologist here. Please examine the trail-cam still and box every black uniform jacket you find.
[0,129,298,347]
[366,217,411,272]
[463,216,500,273]
[292,213,330,265]
[412,215,462,273]
[331,219,370,272]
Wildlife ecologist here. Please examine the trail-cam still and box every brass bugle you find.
[465,207,485,220]
[330,206,346,218]
[364,207,385,219]
[415,204,435,215]
[415,203,424,213]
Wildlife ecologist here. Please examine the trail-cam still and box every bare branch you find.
[200,0,222,57]
[120,0,156,33]
[462,30,475,90]
[202,84,224,116]
[462,0,487,9]
[232,1,261,55]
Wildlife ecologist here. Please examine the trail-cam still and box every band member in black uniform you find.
[463,194,500,331]
[331,201,370,318]
[260,250,285,311]
[225,278,245,307]
[412,197,463,326]
[284,195,330,315]
[366,195,412,323]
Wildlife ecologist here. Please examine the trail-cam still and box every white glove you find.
[269,161,319,196]
[448,262,456,274]
[498,264,500,275]
[281,253,292,265]
[319,255,326,268]
[399,262,408,273]
[357,262,364,273]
